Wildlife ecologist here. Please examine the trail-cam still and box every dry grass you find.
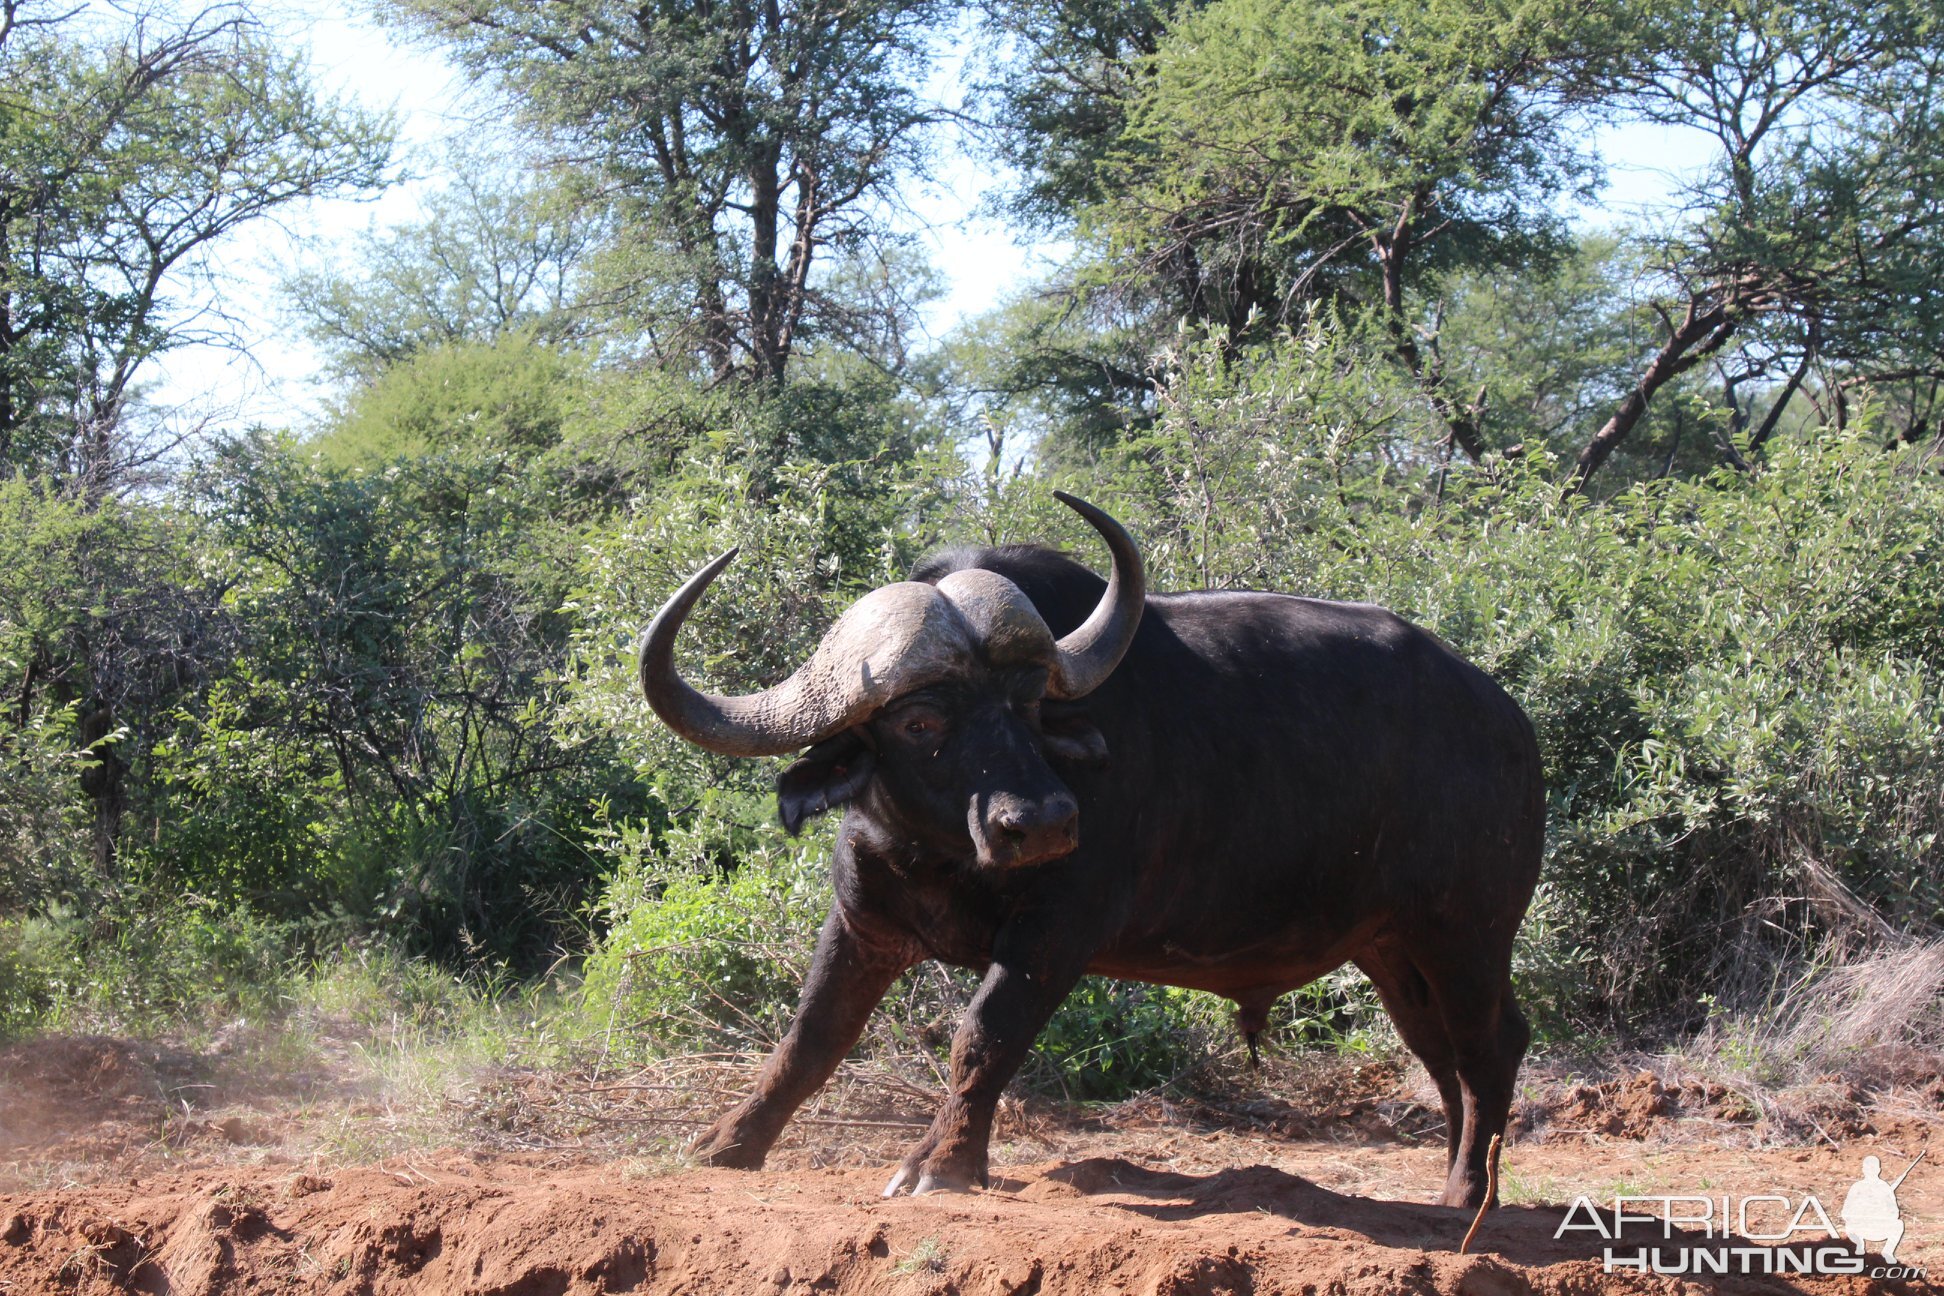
[1766,938,1944,1069]
[1650,938,1944,1137]
[454,1049,947,1169]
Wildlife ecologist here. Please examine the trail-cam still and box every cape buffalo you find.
[638,494,1544,1209]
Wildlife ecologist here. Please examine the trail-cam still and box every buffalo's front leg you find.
[883,931,1088,1196]
[692,907,914,1168]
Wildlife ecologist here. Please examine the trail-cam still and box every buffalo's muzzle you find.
[976,791,1080,866]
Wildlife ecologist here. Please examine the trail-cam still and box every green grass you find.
[892,1237,947,1276]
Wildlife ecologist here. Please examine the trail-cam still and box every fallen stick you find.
[1458,1133,1503,1256]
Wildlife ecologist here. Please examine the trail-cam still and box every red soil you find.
[6,1140,1940,1294]
[2,1039,1938,1295]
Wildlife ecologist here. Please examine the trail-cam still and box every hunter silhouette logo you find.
[1842,1152,1922,1264]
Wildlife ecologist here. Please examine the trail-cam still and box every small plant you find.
[892,1237,947,1276]
[1497,1169,1563,1206]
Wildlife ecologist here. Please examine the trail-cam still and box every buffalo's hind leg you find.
[1356,945,1466,1186]
[691,906,914,1169]
[1422,960,1529,1210]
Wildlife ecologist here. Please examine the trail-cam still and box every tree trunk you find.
[747,141,785,382]
[1746,333,1817,454]
[1570,302,1736,492]
[1374,196,1485,463]
[76,699,125,877]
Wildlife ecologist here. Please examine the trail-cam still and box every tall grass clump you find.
[1697,939,1944,1087]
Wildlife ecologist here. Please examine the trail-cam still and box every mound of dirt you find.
[0,1036,156,1109]
[1543,1070,1764,1141]
[0,1034,299,1179]
[1531,1067,1944,1147]
[3,1033,1938,1294]
[1,1151,1927,1296]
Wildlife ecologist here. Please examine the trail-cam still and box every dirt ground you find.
[1,1036,1939,1295]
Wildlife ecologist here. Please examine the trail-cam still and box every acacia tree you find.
[974,0,1183,230]
[392,0,946,388]
[287,149,605,380]
[174,427,641,964]
[1570,0,1944,487]
[0,1,390,872]
[1083,0,1626,462]
[0,1,392,495]
[0,477,235,876]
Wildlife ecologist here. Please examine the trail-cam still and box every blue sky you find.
[146,1,1715,431]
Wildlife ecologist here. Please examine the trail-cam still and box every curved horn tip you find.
[1051,489,1094,516]
[1053,491,1135,539]
[637,548,741,641]
[1046,490,1146,699]
[1051,492,1141,567]
[668,547,743,605]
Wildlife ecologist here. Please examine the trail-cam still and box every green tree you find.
[0,1,391,492]
[287,149,604,380]
[1569,0,1944,487]
[312,331,586,465]
[1431,236,1728,481]
[974,0,1185,229]
[389,0,947,388]
[176,414,641,965]
[1094,0,1622,461]
[0,477,229,874]
[924,290,1160,466]
[0,0,392,880]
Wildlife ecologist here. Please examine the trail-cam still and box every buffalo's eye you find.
[901,716,938,739]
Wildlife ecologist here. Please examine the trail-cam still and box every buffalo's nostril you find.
[983,794,1081,864]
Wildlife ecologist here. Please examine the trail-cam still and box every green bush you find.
[0,911,75,1039]
[580,794,1394,1097]
[0,890,294,1036]
[0,699,92,916]
[581,809,831,1052]
[315,331,584,464]
[1025,980,1221,1099]
[1027,332,1944,1029]
[91,894,294,1027]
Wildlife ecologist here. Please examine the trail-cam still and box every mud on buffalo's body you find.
[638,496,1543,1209]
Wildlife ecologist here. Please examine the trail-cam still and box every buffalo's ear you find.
[776,730,876,835]
[1041,701,1109,768]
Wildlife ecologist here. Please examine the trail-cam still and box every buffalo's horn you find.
[638,554,972,757]
[1047,492,1146,698]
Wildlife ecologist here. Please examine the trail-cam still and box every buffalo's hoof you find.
[914,1170,977,1196]
[691,1133,766,1170]
[883,1161,981,1197]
